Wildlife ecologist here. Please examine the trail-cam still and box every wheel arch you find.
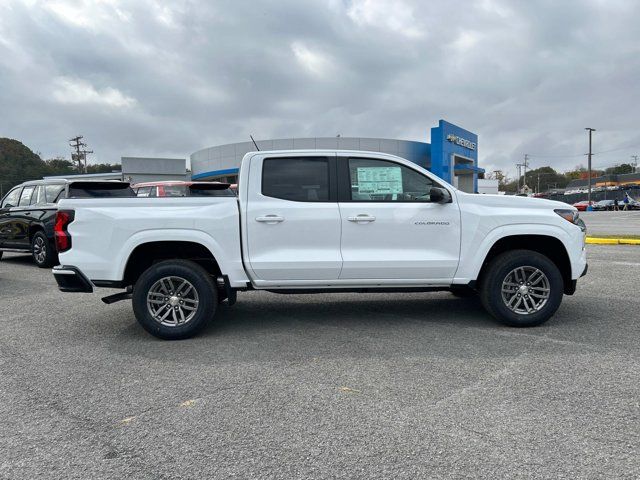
[28,223,46,242]
[122,240,222,287]
[475,234,573,294]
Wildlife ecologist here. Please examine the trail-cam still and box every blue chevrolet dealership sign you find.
[430,119,483,192]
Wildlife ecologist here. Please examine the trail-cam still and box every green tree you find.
[604,163,634,175]
[45,157,75,175]
[86,163,121,174]
[0,138,49,194]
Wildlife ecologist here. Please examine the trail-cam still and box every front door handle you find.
[348,214,376,223]
[255,215,284,224]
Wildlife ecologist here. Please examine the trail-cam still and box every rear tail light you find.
[54,210,75,252]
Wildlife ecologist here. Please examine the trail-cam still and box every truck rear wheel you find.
[132,260,218,340]
[479,249,564,327]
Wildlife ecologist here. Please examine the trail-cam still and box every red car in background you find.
[132,181,235,198]
[572,200,595,211]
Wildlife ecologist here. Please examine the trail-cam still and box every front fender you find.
[453,223,577,283]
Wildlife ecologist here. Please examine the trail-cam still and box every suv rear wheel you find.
[132,259,217,340]
[31,231,57,268]
[479,249,564,327]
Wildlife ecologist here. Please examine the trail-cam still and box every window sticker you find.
[356,166,403,195]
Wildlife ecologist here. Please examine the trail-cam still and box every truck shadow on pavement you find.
[106,290,599,364]
[1,254,34,266]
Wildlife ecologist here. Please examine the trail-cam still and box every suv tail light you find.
[54,210,75,252]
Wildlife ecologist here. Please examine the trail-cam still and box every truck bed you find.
[57,196,248,286]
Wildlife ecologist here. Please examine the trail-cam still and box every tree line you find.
[489,163,636,193]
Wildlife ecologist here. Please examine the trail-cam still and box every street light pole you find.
[585,128,596,206]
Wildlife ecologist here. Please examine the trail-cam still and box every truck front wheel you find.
[132,260,218,340]
[479,249,564,327]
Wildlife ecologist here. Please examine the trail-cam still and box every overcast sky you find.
[1,0,639,177]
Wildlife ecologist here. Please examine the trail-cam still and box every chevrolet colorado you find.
[52,150,587,339]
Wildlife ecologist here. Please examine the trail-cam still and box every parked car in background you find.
[593,200,616,211]
[572,200,595,211]
[0,180,134,267]
[132,181,235,198]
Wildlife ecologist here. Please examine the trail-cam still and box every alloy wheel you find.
[33,236,46,264]
[501,266,550,315]
[146,276,199,327]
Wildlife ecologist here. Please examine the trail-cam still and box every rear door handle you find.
[348,214,376,223]
[255,215,284,224]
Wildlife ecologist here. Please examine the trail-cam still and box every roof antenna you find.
[250,135,260,151]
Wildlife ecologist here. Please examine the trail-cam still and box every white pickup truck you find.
[52,150,587,339]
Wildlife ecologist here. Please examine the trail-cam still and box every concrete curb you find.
[586,237,640,245]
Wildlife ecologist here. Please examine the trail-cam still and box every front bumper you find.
[52,265,94,293]
[566,263,588,295]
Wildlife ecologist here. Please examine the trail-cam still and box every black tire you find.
[132,259,217,340]
[479,249,564,327]
[31,231,57,268]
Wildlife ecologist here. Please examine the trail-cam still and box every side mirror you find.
[430,187,451,204]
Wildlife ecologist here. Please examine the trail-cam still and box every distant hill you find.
[0,138,48,193]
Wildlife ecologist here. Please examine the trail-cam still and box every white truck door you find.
[337,156,461,283]
[245,154,342,282]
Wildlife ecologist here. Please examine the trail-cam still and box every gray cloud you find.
[1,0,639,177]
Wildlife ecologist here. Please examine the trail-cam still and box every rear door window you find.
[31,185,46,205]
[262,157,329,202]
[18,186,35,206]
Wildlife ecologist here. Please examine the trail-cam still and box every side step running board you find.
[102,287,133,304]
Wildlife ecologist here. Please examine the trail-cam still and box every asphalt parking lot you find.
[1,246,639,479]
[580,210,640,236]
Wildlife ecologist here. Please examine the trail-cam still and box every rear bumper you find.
[52,265,94,293]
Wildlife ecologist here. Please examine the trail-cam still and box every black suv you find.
[0,179,133,267]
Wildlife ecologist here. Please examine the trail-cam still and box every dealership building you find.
[190,119,484,193]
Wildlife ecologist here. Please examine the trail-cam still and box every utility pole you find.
[523,154,529,190]
[585,128,596,205]
[632,155,639,173]
[81,147,93,173]
[515,163,525,193]
[69,136,92,173]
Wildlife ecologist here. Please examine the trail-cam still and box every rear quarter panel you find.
[57,197,249,286]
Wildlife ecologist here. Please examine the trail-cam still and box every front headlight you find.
[554,209,586,232]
